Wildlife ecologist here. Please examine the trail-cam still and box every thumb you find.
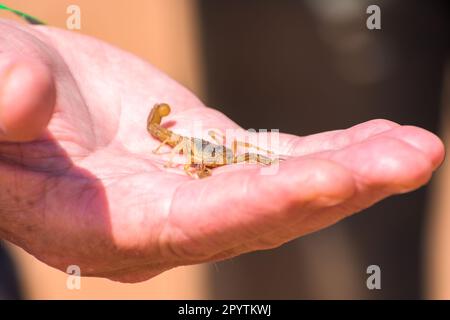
[0,58,56,142]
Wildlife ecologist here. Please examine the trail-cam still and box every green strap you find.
[0,3,45,25]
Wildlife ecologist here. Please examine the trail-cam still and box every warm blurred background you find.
[0,0,449,299]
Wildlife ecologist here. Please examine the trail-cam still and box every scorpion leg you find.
[183,163,211,179]
[197,165,212,178]
[209,131,274,156]
[234,153,274,165]
[153,138,170,154]
[163,142,184,168]
[183,164,196,178]
[230,139,275,164]
[232,139,274,156]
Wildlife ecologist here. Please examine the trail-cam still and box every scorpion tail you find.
[147,103,171,126]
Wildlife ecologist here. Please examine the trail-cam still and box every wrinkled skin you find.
[0,19,444,282]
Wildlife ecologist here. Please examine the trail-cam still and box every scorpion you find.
[147,103,280,178]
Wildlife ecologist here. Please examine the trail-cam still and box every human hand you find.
[0,20,444,282]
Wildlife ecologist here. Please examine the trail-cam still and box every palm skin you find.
[0,20,444,282]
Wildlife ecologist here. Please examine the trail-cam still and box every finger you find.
[0,58,56,142]
[314,125,445,195]
[323,127,441,195]
[279,119,400,156]
[165,158,356,260]
[228,127,444,255]
[373,125,445,170]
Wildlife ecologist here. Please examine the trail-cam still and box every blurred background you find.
[0,0,449,299]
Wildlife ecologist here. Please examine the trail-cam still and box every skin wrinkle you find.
[111,90,124,150]
[285,131,338,157]
[40,39,97,150]
[111,173,178,250]
[0,148,69,171]
[181,177,256,251]
[201,174,253,247]
[53,73,95,149]
[159,182,197,261]
[69,45,114,148]
[239,172,281,229]
[30,176,56,233]
[0,153,73,176]
[94,156,163,184]
[218,173,252,228]
[38,187,106,269]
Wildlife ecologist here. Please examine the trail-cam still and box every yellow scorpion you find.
[147,103,279,178]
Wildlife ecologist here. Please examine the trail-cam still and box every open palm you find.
[0,20,444,282]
